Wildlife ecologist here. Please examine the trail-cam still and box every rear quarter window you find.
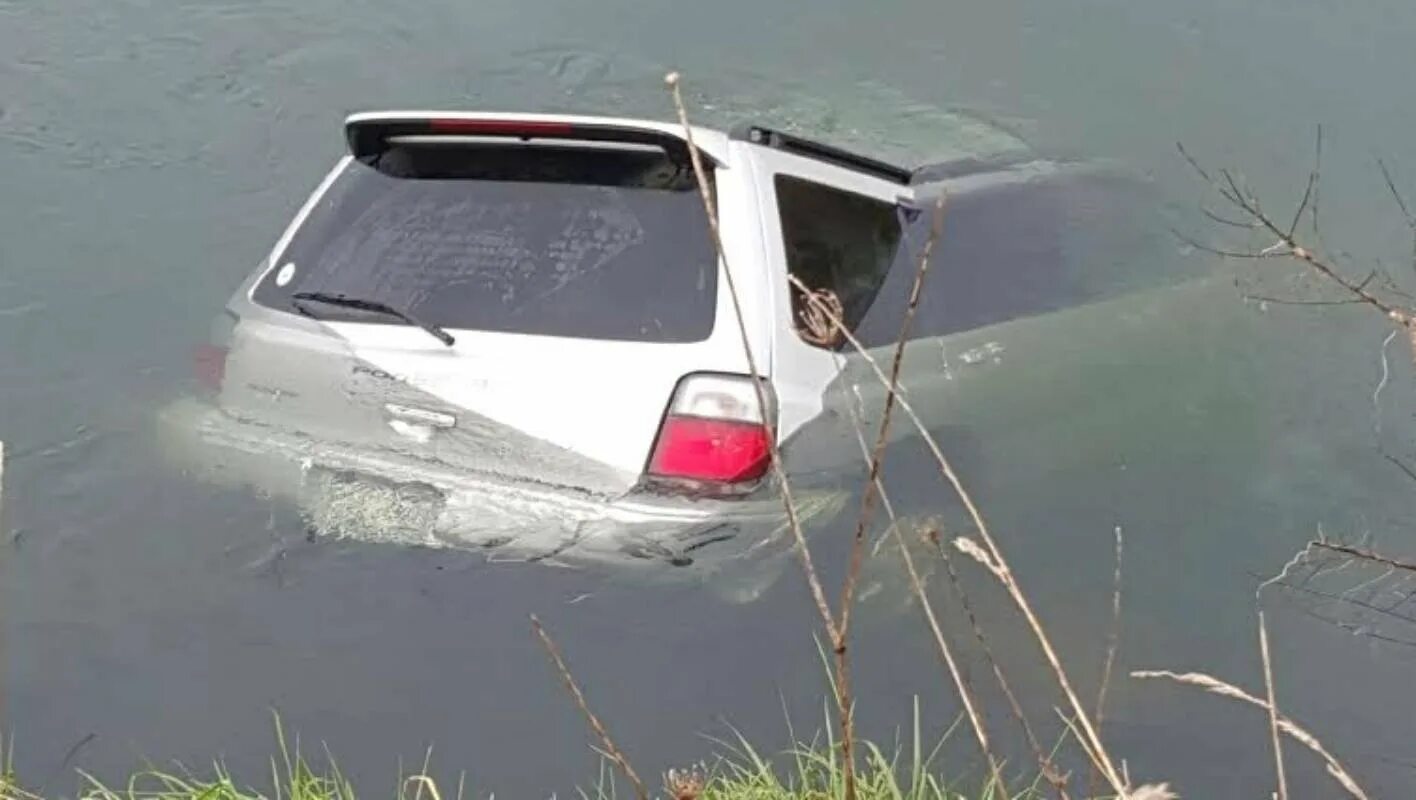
[253,142,718,343]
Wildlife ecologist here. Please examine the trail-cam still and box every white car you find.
[157,110,1200,584]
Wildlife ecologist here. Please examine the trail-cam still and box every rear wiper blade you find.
[289,292,456,347]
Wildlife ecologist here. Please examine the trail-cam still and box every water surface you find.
[4,1,1416,796]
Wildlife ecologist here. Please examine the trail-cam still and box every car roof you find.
[342,110,1099,194]
[344,110,735,164]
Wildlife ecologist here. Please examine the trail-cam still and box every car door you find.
[848,159,1226,495]
[741,145,919,482]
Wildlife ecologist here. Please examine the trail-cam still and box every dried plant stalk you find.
[791,291,1137,795]
[1096,526,1124,730]
[531,615,648,800]
[1131,669,1370,800]
[1258,612,1288,800]
[664,70,861,798]
[832,194,948,798]
[791,283,1138,796]
[933,528,1070,800]
[834,358,1014,796]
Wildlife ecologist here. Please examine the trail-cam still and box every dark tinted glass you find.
[775,175,903,338]
[854,168,1199,347]
[253,143,718,343]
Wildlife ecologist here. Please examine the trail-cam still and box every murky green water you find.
[5,1,1416,796]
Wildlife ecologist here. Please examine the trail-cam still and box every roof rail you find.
[730,124,912,185]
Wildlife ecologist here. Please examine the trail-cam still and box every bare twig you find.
[1201,205,1259,229]
[1381,451,1416,484]
[1170,227,1271,260]
[1313,541,1416,573]
[1176,141,1213,184]
[1183,141,1415,327]
[1276,572,1416,627]
[1312,125,1324,241]
[1287,170,1317,240]
[1130,670,1371,800]
[1377,158,1413,223]
[1376,157,1416,274]
[1242,293,1365,308]
[1258,612,1289,800]
[530,615,647,800]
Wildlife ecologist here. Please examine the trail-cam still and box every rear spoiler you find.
[344,115,705,166]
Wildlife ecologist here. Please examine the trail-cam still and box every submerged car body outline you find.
[156,110,1213,596]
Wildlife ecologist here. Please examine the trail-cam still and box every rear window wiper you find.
[289,291,456,347]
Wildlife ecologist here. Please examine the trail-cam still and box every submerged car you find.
[157,110,1207,581]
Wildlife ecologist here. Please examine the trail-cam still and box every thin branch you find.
[1258,612,1289,800]
[1242,293,1366,308]
[530,616,648,800]
[1186,143,1414,323]
[1356,269,1379,292]
[1312,125,1324,240]
[1313,541,1416,573]
[1220,168,1252,214]
[1200,205,1259,229]
[1130,670,1371,800]
[1301,610,1416,650]
[1381,451,1416,484]
[1372,265,1416,300]
[1288,170,1317,240]
[1264,211,1405,319]
[1275,575,1416,628]
[1377,158,1413,225]
[1379,155,1416,275]
[1176,141,1213,184]
[1170,227,1271,260]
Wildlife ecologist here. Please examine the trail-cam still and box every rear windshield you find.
[853,167,1201,347]
[253,141,718,342]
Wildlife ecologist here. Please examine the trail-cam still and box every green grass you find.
[0,705,1046,800]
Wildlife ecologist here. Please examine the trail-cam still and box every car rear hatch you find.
[214,115,758,497]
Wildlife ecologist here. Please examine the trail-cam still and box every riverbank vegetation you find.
[0,714,1028,800]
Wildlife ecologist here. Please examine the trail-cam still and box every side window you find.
[774,175,903,348]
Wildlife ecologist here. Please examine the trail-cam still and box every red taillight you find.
[646,373,776,487]
[193,344,227,392]
[428,119,576,137]
[649,417,772,484]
